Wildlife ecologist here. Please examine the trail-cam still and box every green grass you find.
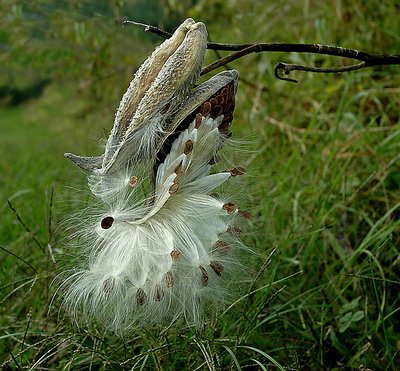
[1,0,400,369]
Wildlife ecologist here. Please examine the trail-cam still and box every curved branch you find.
[123,20,400,82]
[274,61,367,82]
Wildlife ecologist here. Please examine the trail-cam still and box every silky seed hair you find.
[59,19,252,334]
[59,110,251,333]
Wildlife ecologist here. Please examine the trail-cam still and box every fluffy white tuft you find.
[60,114,249,333]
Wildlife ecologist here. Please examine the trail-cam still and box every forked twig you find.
[123,20,400,83]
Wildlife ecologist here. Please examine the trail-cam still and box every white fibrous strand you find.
[60,113,247,333]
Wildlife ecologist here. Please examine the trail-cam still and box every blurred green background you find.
[1,0,399,369]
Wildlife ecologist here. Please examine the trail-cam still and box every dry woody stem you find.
[124,20,400,83]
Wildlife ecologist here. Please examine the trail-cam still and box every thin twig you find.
[201,44,263,76]
[0,245,37,273]
[124,20,400,82]
[4,342,22,371]
[208,38,267,93]
[20,308,32,366]
[7,200,45,253]
[45,186,54,241]
[123,20,172,39]
[248,246,277,295]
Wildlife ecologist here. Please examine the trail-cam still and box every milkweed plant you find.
[59,18,252,333]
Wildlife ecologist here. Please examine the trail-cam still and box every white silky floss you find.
[61,18,250,333]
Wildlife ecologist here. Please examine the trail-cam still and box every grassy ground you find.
[1,0,399,369]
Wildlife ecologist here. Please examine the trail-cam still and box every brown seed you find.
[183,139,193,155]
[199,102,211,117]
[210,105,223,118]
[223,202,237,215]
[101,216,114,229]
[170,250,181,262]
[217,90,226,104]
[199,266,209,286]
[210,261,224,276]
[210,97,218,106]
[229,167,246,176]
[102,277,115,294]
[128,175,138,187]
[195,113,203,128]
[165,271,174,288]
[174,162,185,183]
[136,288,147,305]
[239,210,253,219]
[215,240,230,253]
[169,182,180,194]
[218,121,231,135]
[154,285,164,301]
